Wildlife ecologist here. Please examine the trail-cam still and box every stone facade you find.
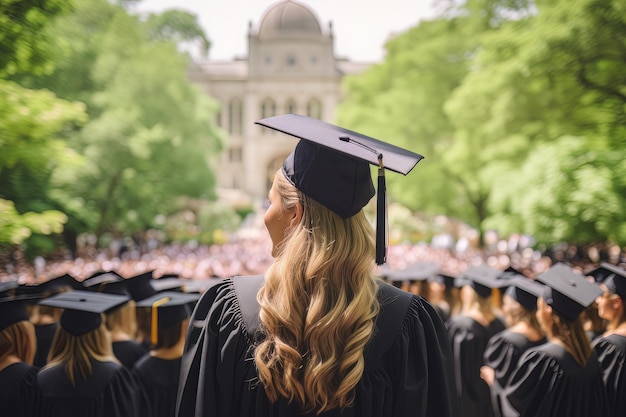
[188,0,370,208]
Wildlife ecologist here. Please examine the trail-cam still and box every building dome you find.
[258,0,322,38]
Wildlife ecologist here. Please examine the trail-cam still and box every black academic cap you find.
[504,277,546,311]
[587,262,626,285]
[0,297,31,331]
[463,265,509,298]
[428,273,460,289]
[124,271,157,301]
[536,263,603,322]
[182,278,223,294]
[93,279,131,297]
[137,291,200,345]
[0,280,19,295]
[255,114,424,265]
[384,262,441,282]
[600,266,626,300]
[39,290,130,336]
[37,273,83,294]
[150,277,185,293]
[81,271,123,290]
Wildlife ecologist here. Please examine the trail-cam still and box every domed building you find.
[188,0,370,207]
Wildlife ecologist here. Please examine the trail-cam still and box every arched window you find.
[307,98,322,120]
[285,99,297,115]
[260,98,276,135]
[228,98,243,136]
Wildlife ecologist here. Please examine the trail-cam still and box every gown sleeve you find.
[484,331,523,388]
[593,336,626,416]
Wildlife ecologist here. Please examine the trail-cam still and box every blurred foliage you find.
[1,0,224,258]
[339,0,626,246]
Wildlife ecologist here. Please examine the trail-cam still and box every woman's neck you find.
[510,321,544,342]
[0,355,21,372]
[604,321,626,337]
[110,330,132,342]
[151,343,184,360]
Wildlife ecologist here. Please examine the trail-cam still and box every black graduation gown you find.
[33,359,148,417]
[113,339,146,368]
[133,355,181,417]
[505,342,609,417]
[446,314,506,417]
[483,330,546,417]
[593,333,626,417]
[176,277,458,417]
[0,362,38,417]
[34,322,58,367]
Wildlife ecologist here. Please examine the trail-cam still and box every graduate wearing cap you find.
[445,264,508,417]
[92,277,146,369]
[480,277,547,417]
[592,263,626,416]
[132,292,199,417]
[0,295,39,417]
[427,272,463,323]
[32,290,148,417]
[28,274,83,367]
[504,263,609,417]
[177,114,458,417]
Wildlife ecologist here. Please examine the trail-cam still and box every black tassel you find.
[376,154,386,265]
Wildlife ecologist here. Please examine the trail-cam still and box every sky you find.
[133,0,439,62]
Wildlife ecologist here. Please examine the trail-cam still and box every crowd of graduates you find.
[0,270,218,417]
[382,261,625,417]
[1,252,624,416]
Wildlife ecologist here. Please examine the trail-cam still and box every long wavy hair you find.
[0,321,36,364]
[46,318,115,385]
[254,170,380,414]
[105,301,137,338]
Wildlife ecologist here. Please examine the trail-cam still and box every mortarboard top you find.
[182,278,223,294]
[136,291,200,345]
[37,273,83,294]
[384,262,441,282]
[463,265,509,298]
[0,296,31,331]
[91,278,132,298]
[428,273,460,289]
[599,265,626,300]
[0,280,19,295]
[255,114,424,265]
[39,290,130,336]
[151,277,186,293]
[536,263,603,322]
[124,271,157,301]
[586,262,626,285]
[504,277,546,311]
[81,271,123,290]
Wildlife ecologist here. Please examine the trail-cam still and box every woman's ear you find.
[290,202,303,227]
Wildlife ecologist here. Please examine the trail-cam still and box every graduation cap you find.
[600,265,626,300]
[124,271,158,301]
[81,271,123,291]
[0,280,19,297]
[255,114,424,265]
[39,290,130,336]
[536,263,603,322]
[586,262,626,285]
[428,273,461,289]
[384,262,441,282]
[150,277,186,293]
[463,265,509,298]
[504,277,546,311]
[136,292,200,345]
[37,273,83,294]
[0,288,42,331]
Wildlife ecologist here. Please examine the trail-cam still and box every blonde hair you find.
[550,310,592,367]
[503,295,542,332]
[254,170,380,414]
[0,321,36,364]
[46,318,115,385]
[105,300,137,337]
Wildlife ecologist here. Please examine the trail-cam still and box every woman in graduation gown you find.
[480,277,546,417]
[504,263,609,417]
[133,292,198,417]
[177,114,458,417]
[0,294,39,417]
[446,265,507,417]
[592,264,626,416]
[32,290,149,417]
